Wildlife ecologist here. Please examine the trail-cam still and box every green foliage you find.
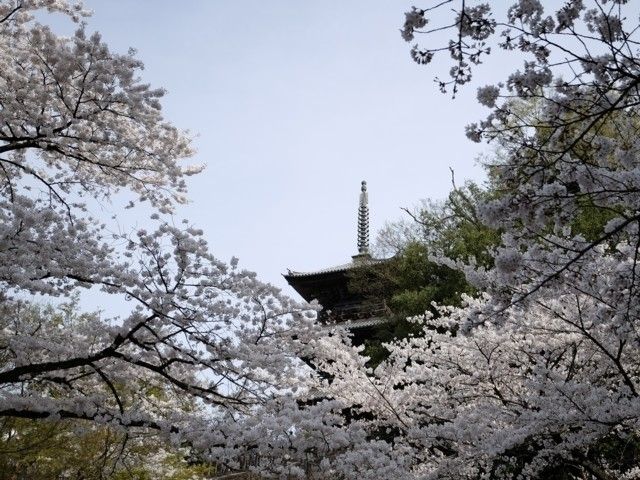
[0,417,214,480]
[571,199,621,243]
[411,181,499,267]
[0,410,218,480]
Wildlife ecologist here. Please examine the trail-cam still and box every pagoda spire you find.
[357,180,369,256]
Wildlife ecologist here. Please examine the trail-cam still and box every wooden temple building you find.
[284,181,389,346]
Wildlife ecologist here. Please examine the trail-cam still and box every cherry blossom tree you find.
[0,2,327,474]
[315,1,640,478]
[264,1,640,478]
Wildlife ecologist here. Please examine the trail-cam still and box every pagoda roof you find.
[284,256,386,279]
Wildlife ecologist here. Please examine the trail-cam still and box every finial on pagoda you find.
[356,180,370,258]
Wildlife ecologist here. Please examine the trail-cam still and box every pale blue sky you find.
[67,1,512,297]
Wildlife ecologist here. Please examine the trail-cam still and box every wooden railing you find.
[318,299,389,324]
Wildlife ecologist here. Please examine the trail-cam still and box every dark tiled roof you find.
[284,257,387,278]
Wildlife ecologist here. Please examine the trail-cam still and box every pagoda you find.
[284,181,389,345]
